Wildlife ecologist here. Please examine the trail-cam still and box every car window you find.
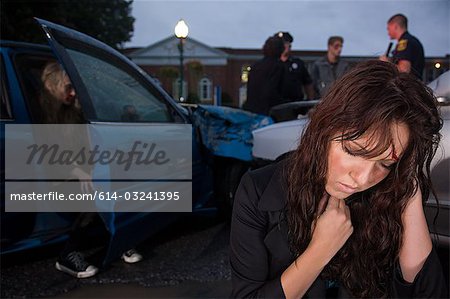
[1,56,13,120]
[65,48,172,123]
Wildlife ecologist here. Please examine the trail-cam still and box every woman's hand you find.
[70,167,94,194]
[379,55,390,62]
[309,196,354,263]
[281,197,353,299]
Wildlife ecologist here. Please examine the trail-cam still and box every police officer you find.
[274,31,315,101]
[244,36,285,115]
[380,14,424,80]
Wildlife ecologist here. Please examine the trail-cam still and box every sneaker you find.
[121,249,143,264]
[55,251,98,278]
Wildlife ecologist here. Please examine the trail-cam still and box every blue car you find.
[0,19,269,264]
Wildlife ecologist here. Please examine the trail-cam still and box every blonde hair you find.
[41,61,66,94]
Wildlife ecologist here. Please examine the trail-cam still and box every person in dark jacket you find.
[243,36,285,115]
[380,13,425,80]
[230,60,447,298]
[275,31,315,101]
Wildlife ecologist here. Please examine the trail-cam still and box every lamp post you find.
[174,19,189,101]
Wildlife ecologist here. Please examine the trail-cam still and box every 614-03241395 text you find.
[96,191,180,201]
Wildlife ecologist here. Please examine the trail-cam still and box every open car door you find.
[34,18,204,264]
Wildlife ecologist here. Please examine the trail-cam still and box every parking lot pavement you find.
[55,280,232,298]
[1,216,231,298]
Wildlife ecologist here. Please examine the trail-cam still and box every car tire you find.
[214,157,250,218]
[1,212,36,246]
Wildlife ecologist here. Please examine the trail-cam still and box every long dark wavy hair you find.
[286,60,442,297]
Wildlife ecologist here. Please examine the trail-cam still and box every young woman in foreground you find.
[230,60,447,298]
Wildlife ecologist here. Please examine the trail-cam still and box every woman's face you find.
[47,74,76,106]
[325,122,410,200]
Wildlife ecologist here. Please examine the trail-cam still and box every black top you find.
[244,57,284,116]
[392,31,425,80]
[230,161,448,298]
[280,56,313,101]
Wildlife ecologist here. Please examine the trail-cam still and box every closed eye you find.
[344,144,396,170]
[380,162,395,170]
[343,145,358,157]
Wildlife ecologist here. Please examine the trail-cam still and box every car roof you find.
[428,70,450,99]
[0,40,50,51]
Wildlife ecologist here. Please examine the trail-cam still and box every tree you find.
[157,66,179,96]
[186,60,204,97]
[0,0,135,49]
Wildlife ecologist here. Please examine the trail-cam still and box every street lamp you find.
[174,19,189,101]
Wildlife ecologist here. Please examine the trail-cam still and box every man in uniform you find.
[274,31,315,101]
[380,14,424,80]
[311,36,351,97]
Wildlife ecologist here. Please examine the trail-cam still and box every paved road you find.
[1,215,231,298]
[56,280,231,298]
[2,213,449,298]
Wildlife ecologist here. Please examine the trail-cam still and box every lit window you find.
[241,65,251,83]
[198,77,212,102]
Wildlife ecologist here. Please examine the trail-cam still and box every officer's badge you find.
[397,39,408,52]
[291,62,298,69]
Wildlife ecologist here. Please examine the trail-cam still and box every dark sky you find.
[127,0,449,57]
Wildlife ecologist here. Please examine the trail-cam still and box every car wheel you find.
[214,157,250,218]
[1,212,36,247]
